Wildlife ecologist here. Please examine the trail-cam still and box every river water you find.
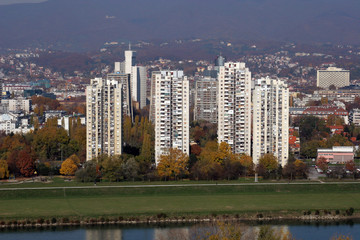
[0,222,359,240]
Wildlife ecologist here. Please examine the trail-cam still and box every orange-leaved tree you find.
[157,148,189,180]
[16,148,36,177]
[316,156,328,172]
[60,158,78,176]
[345,160,355,172]
[68,154,80,166]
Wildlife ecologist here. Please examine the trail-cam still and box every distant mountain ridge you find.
[0,0,359,51]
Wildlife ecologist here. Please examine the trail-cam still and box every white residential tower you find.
[217,62,252,155]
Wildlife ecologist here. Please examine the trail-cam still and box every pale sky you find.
[0,0,47,5]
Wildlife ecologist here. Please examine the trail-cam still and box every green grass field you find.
[1,179,360,220]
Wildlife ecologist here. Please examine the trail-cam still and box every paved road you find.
[0,181,359,191]
[308,166,326,180]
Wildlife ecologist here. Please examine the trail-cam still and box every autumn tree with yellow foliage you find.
[60,158,78,176]
[256,153,279,179]
[239,154,253,177]
[157,148,189,180]
[0,160,9,179]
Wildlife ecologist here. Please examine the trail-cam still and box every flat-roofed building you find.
[317,146,354,164]
[151,70,190,165]
[86,78,123,161]
[252,77,289,167]
[317,67,350,89]
[218,62,252,155]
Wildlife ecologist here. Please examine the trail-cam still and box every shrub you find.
[51,218,57,224]
[257,213,264,218]
[315,210,320,215]
[157,213,167,219]
[62,217,69,223]
[346,207,354,216]
[37,218,44,224]
[335,210,340,215]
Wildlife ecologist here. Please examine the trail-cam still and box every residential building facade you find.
[217,62,252,155]
[152,70,190,165]
[107,72,133,120]
[86,78,123,161]
[131,66,147,109]
[252,77,289,166]
[194,77,218,123]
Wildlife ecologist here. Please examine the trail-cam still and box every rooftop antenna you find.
[129,42,131,50]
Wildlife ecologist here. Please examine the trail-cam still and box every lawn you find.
[0,182,360,220]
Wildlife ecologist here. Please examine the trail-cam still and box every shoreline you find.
[1,213,359,230]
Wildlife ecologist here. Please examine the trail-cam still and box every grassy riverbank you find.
[0,179,360,220]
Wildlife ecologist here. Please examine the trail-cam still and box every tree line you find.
[0,117,85,179]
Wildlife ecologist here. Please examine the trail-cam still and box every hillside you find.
[0,0,359,50]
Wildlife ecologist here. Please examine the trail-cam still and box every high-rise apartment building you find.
[218,62,252,155]
[152,70,190,165]
[194,77,218,123]
[252,77,289,167]
[114,47,146,110]
[131,66,147,109]
[86,78,123,161]
[107,72,133,120]
[125,48,136,75]
[317,67,350,89]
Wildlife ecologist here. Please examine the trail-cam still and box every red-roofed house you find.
[328,125,344,135]
[302,106,349,124]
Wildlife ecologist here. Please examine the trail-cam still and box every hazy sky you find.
[0,0,47,5]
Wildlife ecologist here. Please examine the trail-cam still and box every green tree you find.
[300,140,326,159]
[75,160,97,182]
[299,116,329,141]
[100,155,123,181]
[122,157,139,181]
